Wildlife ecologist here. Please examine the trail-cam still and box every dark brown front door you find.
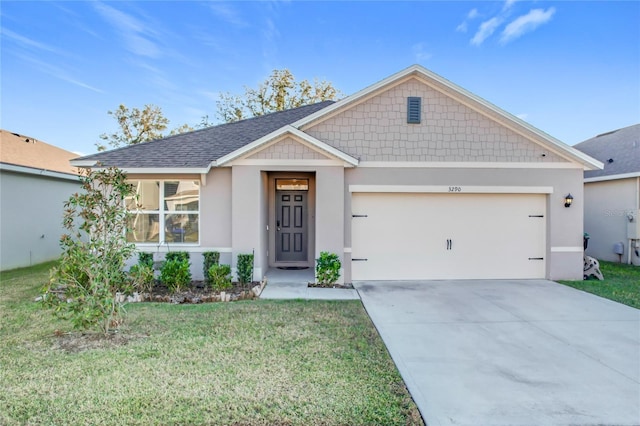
[276,191,307,262]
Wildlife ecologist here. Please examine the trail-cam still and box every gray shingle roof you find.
[574,124,640,179]
[75,101,334,169]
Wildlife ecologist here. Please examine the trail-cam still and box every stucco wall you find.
[0,170,80,270]
[343,167,585,281]
[305,78,565,163]
[584,178,640,264]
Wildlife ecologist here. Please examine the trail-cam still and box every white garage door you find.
[351,193,546,280]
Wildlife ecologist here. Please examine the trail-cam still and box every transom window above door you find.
[276,179,309,191]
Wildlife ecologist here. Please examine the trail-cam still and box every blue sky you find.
[2,1,639,155]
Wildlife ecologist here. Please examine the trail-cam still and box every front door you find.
[276,190,308,262]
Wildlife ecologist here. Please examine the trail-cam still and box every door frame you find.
[268,172,315,268]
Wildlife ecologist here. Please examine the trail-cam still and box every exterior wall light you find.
[564,193,574,208]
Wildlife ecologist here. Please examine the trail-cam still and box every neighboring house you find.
[73,65,602,282]
[574,124,640,265]
[0,130,80,270]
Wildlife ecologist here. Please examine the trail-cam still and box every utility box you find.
[628,209,640,239]
[613,242,625,255]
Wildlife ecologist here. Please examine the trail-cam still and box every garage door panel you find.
[351,193,546,280]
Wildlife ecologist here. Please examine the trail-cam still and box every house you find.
[0,130,80,270]
[72,65,602,282]
[574,124,640,265]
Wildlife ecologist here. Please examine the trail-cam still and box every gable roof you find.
[574,123,640,181]
[73,101,334,171]
[293,64,603,171]
[216,125,358,166]
[0,129,79,175]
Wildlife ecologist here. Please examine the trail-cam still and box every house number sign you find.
[448,186,462,192]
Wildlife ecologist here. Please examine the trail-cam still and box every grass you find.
[558,260,640,309]
[0,262,423,425]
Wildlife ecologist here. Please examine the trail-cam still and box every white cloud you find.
[209,2,248,28]
[500,7,556,44]
[412,42,433,62]
[516,113,529,121]
[456,8,479,33]
[93,2,161,58]
[13,53,104,93]
[1,28,65,55]
[471,17,502,46]
[503,0,518,12]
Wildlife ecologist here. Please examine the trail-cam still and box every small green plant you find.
[208,264,232,292]
[129,264,155,293]
[165,251,189,262]
[138,252,154,269]
[237,253,254,285]
[203,251,220,286]
[160,258,191,293]
[316,251,341,285]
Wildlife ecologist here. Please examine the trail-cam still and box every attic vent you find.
[407,97,421,124]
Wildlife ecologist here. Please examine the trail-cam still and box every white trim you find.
[135,245,233,253]
[584,172,640,183]
[291,64,602,171]
[228,159,352,167]
[0,162,80,182]
[358,161,583,169]
[344,247,352,253]
[70,160,99,167]
[550,247,584,253]
[215,125,359,166]
[349,185,554,194]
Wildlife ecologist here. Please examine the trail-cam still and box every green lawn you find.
[0,262,423,425]
[558,260,640,309]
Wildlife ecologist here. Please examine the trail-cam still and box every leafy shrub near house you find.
[203,251,220,286]
[160,258,191,293]
[165,251,190,263]
[138,252,154,269]
[41,166,135,334]
[129,264,155,294]
[237,253,254,285]
[316,252,341,285]
[209,264,232,291]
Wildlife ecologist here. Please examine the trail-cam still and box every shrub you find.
[160,259,191,293]
[209,264,232,292]
[41,166,135,334]
[138,252,154,269]
[203,251,220,286]
[165,251,189,262]
[316,252,341,285]
[237,253,254,285]
[129,264,155,294]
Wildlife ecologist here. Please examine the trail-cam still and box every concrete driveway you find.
[354,280,640,426]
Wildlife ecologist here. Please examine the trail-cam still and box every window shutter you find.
[407,97,421,124]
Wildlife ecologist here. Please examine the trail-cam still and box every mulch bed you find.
[307,282,354,289]
[125,280,263,304]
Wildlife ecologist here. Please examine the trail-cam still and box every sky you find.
[1,1,639,156]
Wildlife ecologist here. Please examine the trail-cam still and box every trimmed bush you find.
[129,263,155,293]
[138,252,154,269]
[209,264,232,292]
[315,252,341,285]
[160,258,191,293]
[203,251,220,286]
[165,251,190,262]
[237,253,254,285]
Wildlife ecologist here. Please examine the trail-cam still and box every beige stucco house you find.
[73,65,602,282]
[0,130,81,270]
[574,124,640,265]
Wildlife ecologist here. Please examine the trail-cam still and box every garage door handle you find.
[352,258,368,261]
[446,239,452,250]
[528,257,544,260]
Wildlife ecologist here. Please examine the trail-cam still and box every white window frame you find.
[127,180,200,246]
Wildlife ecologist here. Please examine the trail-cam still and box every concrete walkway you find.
[260,268,359,300]
[355,279,640,426]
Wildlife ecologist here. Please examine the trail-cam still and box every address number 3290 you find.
[448,186,462,192]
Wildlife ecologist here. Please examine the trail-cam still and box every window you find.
[125,180,199,244]
[407,97,421,124]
